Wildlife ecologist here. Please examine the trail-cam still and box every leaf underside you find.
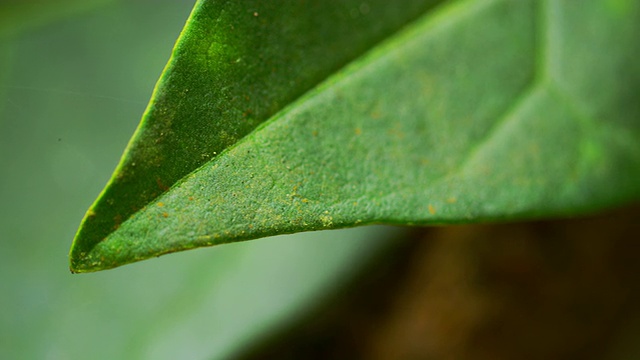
[70,0,640,272]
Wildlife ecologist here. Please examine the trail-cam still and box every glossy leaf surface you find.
[71,0,640,272]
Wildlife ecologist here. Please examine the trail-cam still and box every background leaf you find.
[0,0,113,38]
[72,0,640,272]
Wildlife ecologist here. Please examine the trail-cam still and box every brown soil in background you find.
[235,205,640,360]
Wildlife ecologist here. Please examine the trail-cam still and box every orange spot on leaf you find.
[113,214,122,230]
[156,178,169,191]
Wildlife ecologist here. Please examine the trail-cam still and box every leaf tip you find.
[68,245,97,274]
[69,224,110,274]
[69,249,117,274]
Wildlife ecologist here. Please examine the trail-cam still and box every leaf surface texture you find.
[71,0,640,272]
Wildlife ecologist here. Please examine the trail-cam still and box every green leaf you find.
[70,0,640,272]
[69,0,444,271]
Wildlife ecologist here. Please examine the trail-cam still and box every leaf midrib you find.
[70,0,453,267]
[117,0,542,228]
[153,0,467,204]
[130,0,544,238]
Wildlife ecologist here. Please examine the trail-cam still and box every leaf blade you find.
[70,0,446,271]
[71,0,640,272]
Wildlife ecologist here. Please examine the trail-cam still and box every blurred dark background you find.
[239,205,640,360]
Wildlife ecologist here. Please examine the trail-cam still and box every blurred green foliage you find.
[0,0,112,38]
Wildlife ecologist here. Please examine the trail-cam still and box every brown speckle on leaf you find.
[156,178,169,191]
